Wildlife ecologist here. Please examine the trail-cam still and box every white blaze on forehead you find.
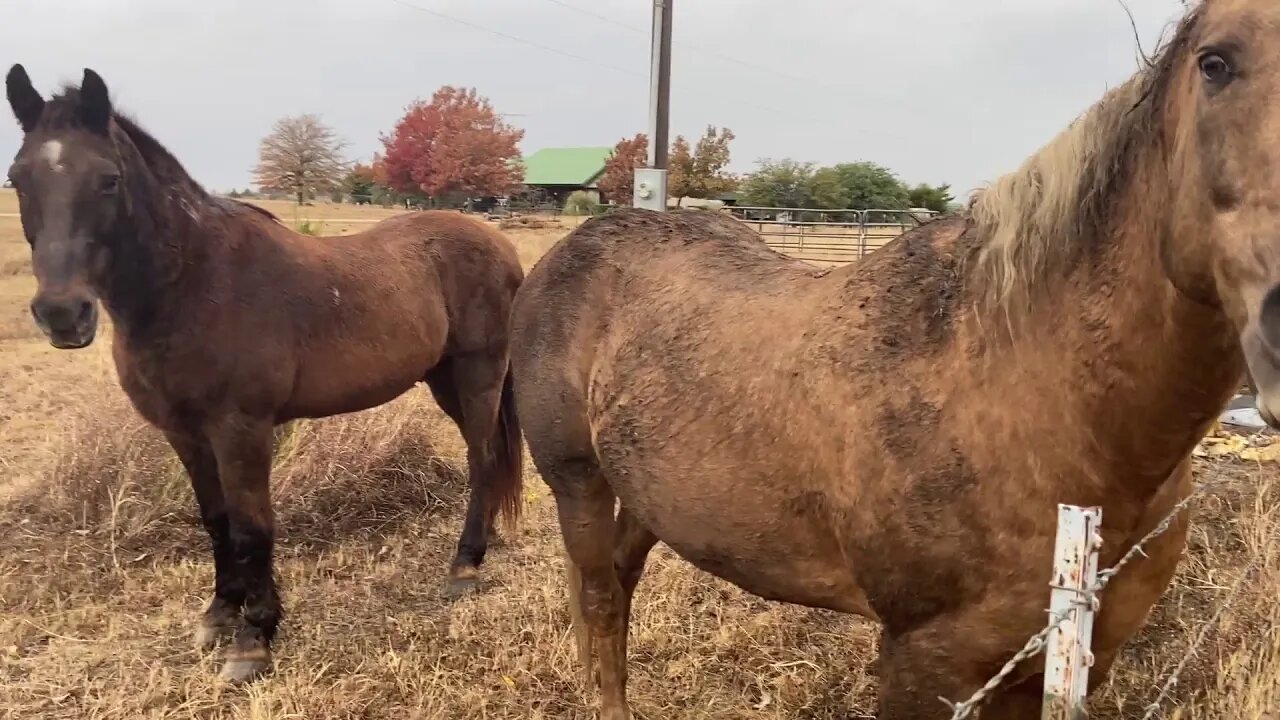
[40,140,65,172]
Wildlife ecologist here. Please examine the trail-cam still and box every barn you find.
[518,146,613,205]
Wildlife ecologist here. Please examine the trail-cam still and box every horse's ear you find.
[79,68,111,132]
[6,63,44,133]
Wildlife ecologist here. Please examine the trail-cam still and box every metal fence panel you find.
[724,205,937,266]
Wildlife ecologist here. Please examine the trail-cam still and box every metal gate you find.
[723,206,937,266]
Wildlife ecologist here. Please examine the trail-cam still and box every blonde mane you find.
[967,5,1201,309]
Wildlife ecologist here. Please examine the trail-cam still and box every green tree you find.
[829,161,910,210]
[740,158,815,207]
[806,167,847,209]
[907,182,955,213]
[343,163,377,204]
[688,125,736,197]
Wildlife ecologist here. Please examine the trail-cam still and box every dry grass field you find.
[0,187,1276,719]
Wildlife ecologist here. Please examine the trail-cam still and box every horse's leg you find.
[164,430,244,651]
[968,662,1118,719]
[968,679,1043,718]
[206,414,280,683]
[426,353,515,598]
[552,459,632,720]
[613,506,657,669]
[959,649,1119,718]
[876,617,1030,720]
[419,356,499,543]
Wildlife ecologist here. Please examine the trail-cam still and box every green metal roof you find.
[520,147,613,187]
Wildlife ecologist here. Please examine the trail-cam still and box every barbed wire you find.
[1139,551,1265,720]
[941,479,1224,720]
[940,607,1075,719]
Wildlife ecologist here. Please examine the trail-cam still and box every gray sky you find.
[1,0,1190,199]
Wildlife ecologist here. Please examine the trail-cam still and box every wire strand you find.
[535,0,854,93]
[385,0,643,78]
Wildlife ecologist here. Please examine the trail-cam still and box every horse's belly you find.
[283,346,440,420]
[601,456,876,619]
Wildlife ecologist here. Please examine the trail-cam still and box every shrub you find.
[562,190,602,216]
[295,220,325,236]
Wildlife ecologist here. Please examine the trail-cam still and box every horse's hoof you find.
[218,649,271,684]
[194,622,237,652]
[443,567,480,600]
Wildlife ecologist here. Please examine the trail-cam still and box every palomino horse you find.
[511,2,1280,717]
[6,66,524,682]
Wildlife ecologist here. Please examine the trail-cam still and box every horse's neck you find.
[992,206,1240,494]
[98,175,205,341]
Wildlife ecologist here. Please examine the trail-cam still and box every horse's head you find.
[1155,2,1280,427]
[5,65,123,349]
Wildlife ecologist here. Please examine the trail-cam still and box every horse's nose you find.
[31,295,89,333]
[30,293,97,347]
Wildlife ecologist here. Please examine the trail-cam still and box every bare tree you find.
[252,114,349,205]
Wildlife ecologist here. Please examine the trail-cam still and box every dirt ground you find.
[0,189,1276,719]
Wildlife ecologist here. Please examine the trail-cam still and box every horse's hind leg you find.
[613,507,657,666]
[164,430,244,651]
[425,353,514,598]
[567,506,656,690]
[551,458,634,720]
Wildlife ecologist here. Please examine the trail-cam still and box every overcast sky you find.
[1,0,1191,199]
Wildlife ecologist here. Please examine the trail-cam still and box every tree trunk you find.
[296,189,304,206]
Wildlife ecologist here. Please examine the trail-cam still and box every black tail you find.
[489,364,524,532]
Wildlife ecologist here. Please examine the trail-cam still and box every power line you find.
[384,0,642,78]
[540,0,640,34]
[382,0,788,121]
[536,0,845,92]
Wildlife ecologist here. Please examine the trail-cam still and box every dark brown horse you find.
[510,2,1280,717]
[6,66,523,682]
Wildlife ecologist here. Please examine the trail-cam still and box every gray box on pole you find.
[633,168,668,212]
[635,0,671,213]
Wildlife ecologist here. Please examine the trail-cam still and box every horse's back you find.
[511,209,814,419]
[511,209,880,613]
[212,208,522,421]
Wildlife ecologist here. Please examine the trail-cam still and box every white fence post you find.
[1042,504,1102,720]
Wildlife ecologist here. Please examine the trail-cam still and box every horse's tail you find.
[565,550,594,684]
[490,363,524,533]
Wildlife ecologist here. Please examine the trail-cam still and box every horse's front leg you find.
[165,430,244,650]
[206,414,281,683]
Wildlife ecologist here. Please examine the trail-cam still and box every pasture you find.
[0,187,1276,718]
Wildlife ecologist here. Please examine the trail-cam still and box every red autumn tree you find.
[597,133,649,206]
[380,86,524,201]
[667,135,694,205]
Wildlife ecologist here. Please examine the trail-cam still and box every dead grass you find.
[0,190,1276,718]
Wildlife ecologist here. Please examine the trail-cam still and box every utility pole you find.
[633,0,672,211]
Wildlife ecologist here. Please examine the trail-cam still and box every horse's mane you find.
[220,197,282,223]
[967,3,1203,309]
[37,86,281,225]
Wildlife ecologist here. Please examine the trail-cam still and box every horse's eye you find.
[100,173,120,195]
[1199,52,1234,86]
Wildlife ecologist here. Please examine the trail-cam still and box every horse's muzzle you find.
[31,295,99,349]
